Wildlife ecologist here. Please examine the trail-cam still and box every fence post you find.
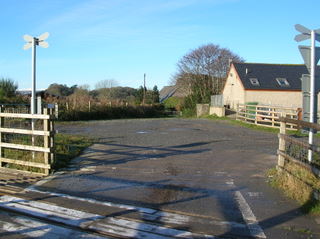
[255,105,258,125]
[0,106,2,168]
[49,108,55,165]
[55,103,59,119]
[272,107,275,127]
[278,113,286,169]
[43,108,50,175]
[236,104,239,120]
[244,104,247,122]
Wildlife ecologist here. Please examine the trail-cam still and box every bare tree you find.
[173,43,244,100]
[68,84,91,110]
[95,79,118,89]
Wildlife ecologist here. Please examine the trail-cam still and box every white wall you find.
[223,65,245,109]
[245,91,302,108]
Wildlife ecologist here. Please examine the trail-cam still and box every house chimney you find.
[246,68,249,75]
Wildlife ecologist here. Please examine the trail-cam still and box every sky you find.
[0,0,319,91]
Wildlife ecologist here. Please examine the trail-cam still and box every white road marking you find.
[24,172,266,238]
[25,187,251,230]
[90,217,217,239]
[234,191,267,238]
[0,213,108,238]
[225,180,234,186]
[0,195,218,239]
[26,186,157,214]
[0,195,104,227]
[248,192,263,197]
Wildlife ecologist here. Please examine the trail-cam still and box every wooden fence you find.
[278,116,320,200]
[0,107,55,175]
[236,104,299,129]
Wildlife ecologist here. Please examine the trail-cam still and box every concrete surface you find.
[0,118,319,238]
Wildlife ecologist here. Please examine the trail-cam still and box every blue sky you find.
[0,0,319,90]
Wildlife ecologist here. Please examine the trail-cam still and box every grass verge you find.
[3,133,94,174]
[54,134,95,171]
[204,114,280,134]
[267,165,320,215]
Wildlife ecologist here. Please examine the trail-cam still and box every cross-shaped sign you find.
[295,24,320,163]
[295,24,320,71]
[22,32,49,115]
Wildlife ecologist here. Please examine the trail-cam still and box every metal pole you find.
[31,37,37,115]
[308,30,316,162]
[31,38,37,160]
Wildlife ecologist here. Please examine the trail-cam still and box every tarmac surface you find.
[0,118,319,238]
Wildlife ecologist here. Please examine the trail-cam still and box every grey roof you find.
[159,85,189,102]
[233,62,320,91]
[159,86,177,103]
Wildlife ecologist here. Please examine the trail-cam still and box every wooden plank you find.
[255,105,297,111]
[279,117,320,130]
[0,142,50,153]
[0,113,51,120]
[0,157,50,169]
[43,108,50,175]
[0,128,50,136]
[0,106,2,167]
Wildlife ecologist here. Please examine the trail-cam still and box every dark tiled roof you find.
[159,85,189,102]
[159,86,177,102]
[233,63,320,91]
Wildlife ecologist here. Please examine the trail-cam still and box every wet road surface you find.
[0,118,319,238]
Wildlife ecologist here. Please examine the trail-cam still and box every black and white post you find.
[295,24,320,162]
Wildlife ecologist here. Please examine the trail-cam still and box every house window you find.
[249,78,260,86]
[276,78,290,87]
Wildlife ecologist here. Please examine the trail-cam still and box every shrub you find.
[163,97,184,111]
[58,105,166,121]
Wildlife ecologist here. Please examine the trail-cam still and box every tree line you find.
[44,81,160,110]
[0,42,243,118]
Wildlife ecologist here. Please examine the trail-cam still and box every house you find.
[223,62,320,110]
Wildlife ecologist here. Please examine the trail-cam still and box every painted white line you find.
[0,214,107,238]
[26,187,157,214]
[100,217,216,239]
[0,195,103,227]
[89,222,173,239]
[0,195,218,239]
[234,191,267,238]
[25,187,250,230]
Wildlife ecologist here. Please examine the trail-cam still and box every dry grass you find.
[268,163,320,214]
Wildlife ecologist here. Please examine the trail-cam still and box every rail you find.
[236,104,299,129]
[0,107,55,175]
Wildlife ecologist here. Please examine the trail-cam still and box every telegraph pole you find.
[143,73,146,105]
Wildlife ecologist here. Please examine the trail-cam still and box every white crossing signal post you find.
[23,32,49,115]
[295,24,320,162]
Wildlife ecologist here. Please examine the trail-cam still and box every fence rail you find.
[0,107,55,175]
[236,104,299,129]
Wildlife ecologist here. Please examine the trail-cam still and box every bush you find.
[163,97,183,111]
[58,105,166,121]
